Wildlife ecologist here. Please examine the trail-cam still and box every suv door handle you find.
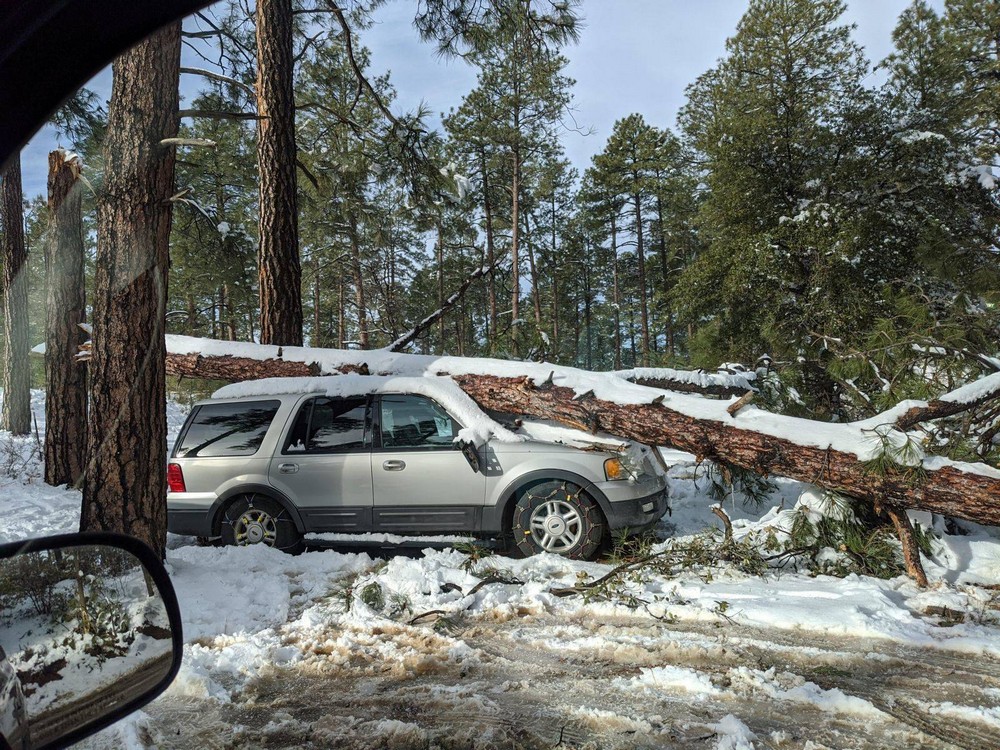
[382,460,406,471]
[278,463,299,474]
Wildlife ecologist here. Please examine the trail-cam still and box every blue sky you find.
[20,0,930,197]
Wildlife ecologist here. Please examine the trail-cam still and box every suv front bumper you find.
[602,487,669,531]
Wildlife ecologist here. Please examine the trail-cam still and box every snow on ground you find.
[2,389,1000,748]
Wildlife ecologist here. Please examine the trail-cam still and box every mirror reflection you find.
[0,545,173,749]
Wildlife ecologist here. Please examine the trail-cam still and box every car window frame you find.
[171,398,282,459]
[280,394,372,456]
[373,393,463,453]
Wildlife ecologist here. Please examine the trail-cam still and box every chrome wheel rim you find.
[528,499,583,552]
[234,508,277,546]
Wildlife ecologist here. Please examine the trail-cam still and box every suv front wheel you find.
[512,480,605,560]
[220,494,304,553]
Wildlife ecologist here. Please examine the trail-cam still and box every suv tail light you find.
[167,463,186,493]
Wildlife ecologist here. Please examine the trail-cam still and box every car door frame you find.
[266,393,375,533]
[370,393,487,533]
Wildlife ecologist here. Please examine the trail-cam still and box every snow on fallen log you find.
[891,371,1000,431]
[614,366,756,398]
[160,335,1000,527]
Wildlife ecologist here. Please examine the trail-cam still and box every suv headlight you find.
[604,457,626,480]
[604,454,644,480]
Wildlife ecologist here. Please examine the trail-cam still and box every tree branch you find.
[180,66,255,97]
[895,372,1000,430]
[386,258,500,353]
[179,109,261,120]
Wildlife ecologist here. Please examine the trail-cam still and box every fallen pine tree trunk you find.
[157,335,1000,528]
[155,336,1000,584]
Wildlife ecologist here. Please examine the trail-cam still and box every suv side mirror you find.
[0,533,183,750]
[457,440,482,474]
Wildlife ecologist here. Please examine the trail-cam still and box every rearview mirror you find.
[0,533,183,750]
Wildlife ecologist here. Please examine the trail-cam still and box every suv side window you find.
[283,396,369,454]
[379,395,458,450]
[174,400,281,458]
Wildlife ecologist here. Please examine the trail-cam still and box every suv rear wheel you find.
[512,480,604,560]
[220,495,303,553]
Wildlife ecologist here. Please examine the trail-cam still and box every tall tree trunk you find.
[572,274,580,364]
[633,191,650,366]
[256,0,302,346]
[82,22,180,557]
[480,149,498,348]
[524,215,543,344]
[583,263,592,370]
[210,292,218,339]
[628,302,637,366]
[610,213,622,371]
[313,251,322,348]
[437,222,445,353]
[222,283,236,340]
[655,192,673,356]
[550,192,560,359]
[0,154,30,435]
[510,146,521,357]
[337,272,345,349]
[551,269,560,362]
[44,150,87,486]
[349,217,368,348]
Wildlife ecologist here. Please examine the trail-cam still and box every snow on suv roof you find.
[211,374,638,453]
[213,374,523,447]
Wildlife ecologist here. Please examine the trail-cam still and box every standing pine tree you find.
[435,0,578,357]
[256,0,302,345]
[677,0,875,415]
[590,115,685,365]
[44,150,87,487]
[0,154,30,435]
[82,22,181,557]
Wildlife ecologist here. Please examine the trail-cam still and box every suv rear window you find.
[174,400,281,458]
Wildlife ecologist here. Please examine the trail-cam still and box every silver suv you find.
[166,386,668,559]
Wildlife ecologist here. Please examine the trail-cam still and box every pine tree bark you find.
[81,23,181,557]
[633,191,650,366]
[885,506,928,587]
[550,192,560,358]
[610,213,622,371]
[525,215,543,333]
[1,154,31,436]
[349,217,368,348]
[437,222,445,353]
[313,252,323,348]
[510,146,521,357]
[256,0,302,346]
[655,192,673,354]
[480,149,498,348]
[44,150,87,486]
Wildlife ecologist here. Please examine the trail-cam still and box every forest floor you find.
[2,390,1000,750]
